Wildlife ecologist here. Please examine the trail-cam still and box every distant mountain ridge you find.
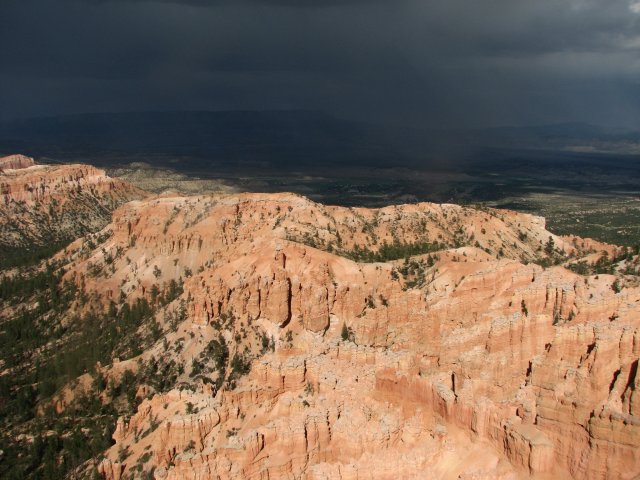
[0,110,399,167]
[1,111,637,170]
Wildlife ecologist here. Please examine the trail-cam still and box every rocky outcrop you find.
[51,190,637,479]
[0,154,35,171]
[0,162,139,206]
[0,156,146,257]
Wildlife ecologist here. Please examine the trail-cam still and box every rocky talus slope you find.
[36,190,638,480]
[0,155,146,262]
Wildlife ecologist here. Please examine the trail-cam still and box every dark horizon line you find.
[2,109,637,134]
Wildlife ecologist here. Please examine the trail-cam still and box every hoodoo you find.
[4,184,633,479]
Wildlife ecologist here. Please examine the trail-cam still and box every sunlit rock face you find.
[0,155,146,251]
[0,154,35,171]
[50,186,636,479]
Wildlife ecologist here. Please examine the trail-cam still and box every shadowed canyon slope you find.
[1,161,639,479]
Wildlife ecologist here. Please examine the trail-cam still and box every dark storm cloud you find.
[85,0,388,7]
[0,0,639,127]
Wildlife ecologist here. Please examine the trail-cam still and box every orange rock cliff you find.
[0,155,145,252]
[41,186,637,480]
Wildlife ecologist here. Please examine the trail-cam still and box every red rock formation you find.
[52,191,637,479]
[0,154,35,171]
[0,162,139,205]
[0,158,146,252]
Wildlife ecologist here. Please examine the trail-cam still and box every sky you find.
[1,0,639,129]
